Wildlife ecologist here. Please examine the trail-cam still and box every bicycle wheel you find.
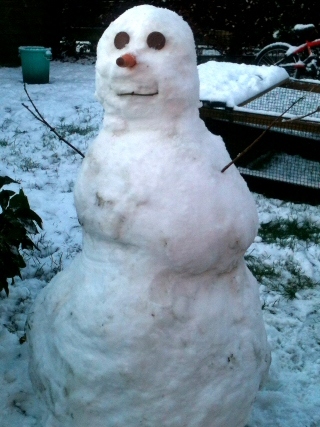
[254,43,300,78]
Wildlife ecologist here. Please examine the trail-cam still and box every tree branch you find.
[22,84,85,158]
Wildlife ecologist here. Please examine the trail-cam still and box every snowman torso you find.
[75,124,257,276]
[28,5,270,427]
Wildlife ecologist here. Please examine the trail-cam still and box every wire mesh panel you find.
[242,86,320,141]
[200,80,320,199]
[238,153,320,189]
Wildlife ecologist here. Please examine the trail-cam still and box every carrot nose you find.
[116,54,136,68]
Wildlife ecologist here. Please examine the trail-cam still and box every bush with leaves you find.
[0,176,42,296]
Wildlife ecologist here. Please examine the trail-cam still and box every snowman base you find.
[29,246,269,427]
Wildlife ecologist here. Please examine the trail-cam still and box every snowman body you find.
[28,5,270,427]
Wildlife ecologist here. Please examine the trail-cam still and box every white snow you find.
[0,9,319,427]
[198,61,288,107]
[293,23,315,31]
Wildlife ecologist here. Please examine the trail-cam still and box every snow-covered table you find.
[198,61,320,203]
[198,61,289,108]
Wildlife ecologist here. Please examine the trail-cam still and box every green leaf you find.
[9,189,30,211]
[14,207,43,230]
[0,176,43,297]
[0,176,17,190]
[0,277,9,296]
[0,248,26,272]
[27,209,43,229]
[21,235,37,250]
[0,189,15,210]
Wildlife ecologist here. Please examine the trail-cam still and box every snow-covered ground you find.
[0,61,319,427]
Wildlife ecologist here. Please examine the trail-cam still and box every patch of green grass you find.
[280,257,318,299]
[246,252,319,300]
[245,253,281,284]
[0,118,13,131]
[57,122,96,137]
[20,157,40,172]
[23,233,64,282]
[13,128,27,136]
[57,116,96,138]
[258,217,320,246]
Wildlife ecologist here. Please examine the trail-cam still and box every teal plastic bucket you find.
[19,46,52,84]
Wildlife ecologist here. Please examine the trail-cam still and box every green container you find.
[19,46,52,84]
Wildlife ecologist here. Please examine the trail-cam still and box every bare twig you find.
[221,95,305,173]
[22,84,85,158]
[282,106,320,122]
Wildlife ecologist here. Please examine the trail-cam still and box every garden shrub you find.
[0,176,42,296]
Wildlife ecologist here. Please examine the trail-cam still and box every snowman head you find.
[95,5,200,130]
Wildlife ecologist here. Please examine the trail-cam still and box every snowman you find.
[27,5,270,427]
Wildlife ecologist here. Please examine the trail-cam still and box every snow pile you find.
[198,61,288,106]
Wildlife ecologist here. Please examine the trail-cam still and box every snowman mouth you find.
[117,91,158,96]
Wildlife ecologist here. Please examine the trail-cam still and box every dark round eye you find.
[147,32,166,50]
[114,32,130,49]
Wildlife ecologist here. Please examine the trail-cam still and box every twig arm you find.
[282,106,320,122]
[221,95,305,173]
[22,84,85,158]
